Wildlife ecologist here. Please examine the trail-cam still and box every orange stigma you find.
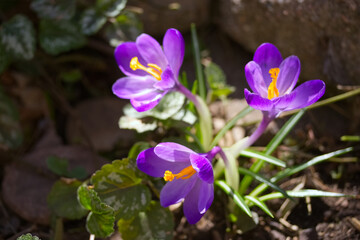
[163,165,196,182]
[268,68,280,99]
[130,57,162,80]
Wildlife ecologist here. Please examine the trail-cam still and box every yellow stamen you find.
[163,165,196,182]
[130,57,162,80]
[268,68,280,99]
[164,170,175,181]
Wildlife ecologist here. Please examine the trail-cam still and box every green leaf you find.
[205,61,235,100]
[240,149,286,167]
[39,19,86,55]
[244,196,274,218]
[117,202,174,240]
[77,184,115,237]
[16,233,41,240]
[68,166,88,180]
[120,92,190,133]
[0,87,23,149]
[124,92,186,120]
[150,92,186,119]
[77,185,95,211]
[0,43,11,73]
[46,156,69,176]
[46,156,87,179]
[259,189,349,202]
[96,0,127,17]
[77,184,111,214]
[86,211,115,238]
[171,108,197,125]
[30,0,76,20]
[79,8,107,35]
[215,180,252,217]
[205,61,226,89]
[0,15,36,60]
[91,159,151,220]
[105,11,143,46]
[47,180,88,219]
[119,116,157,133]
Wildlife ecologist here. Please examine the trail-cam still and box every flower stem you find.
[206,146,222,160]
[236,114,273,194]
[232,115,272,157]
[207,146,240,190]
[177,85,213,151]
[177,84,199,107]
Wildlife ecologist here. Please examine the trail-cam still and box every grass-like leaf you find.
[191,24,206,100]
[240,149,286,168]
[249,147,354,198]
[244,196,274,218]
[239,109,306,194]
[272,147,354,182]
[341,135,360,142]
[259,189,350,202]
[238,167,291,200]
[264,109,306,155]
[215,180,252,218]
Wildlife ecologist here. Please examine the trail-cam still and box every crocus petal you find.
[282,80,325,111]
[183,180,212,224]
[154,66,176,90]
[136,34,167,69]
[245,61,268,98]
[253,43,283,86]
[137,148,188,178]
[189,153,213,184]
[115,42,147,77]
[154,142,195,162]
[160,176,197,207]
[272,92,296,111]
[244,89,274,111]
[277,56,301,95]
[112,76,155,99]
[197,182,214,214]
[163,28,184,75]
[130,90,165,112]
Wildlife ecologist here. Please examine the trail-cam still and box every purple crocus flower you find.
[112,28,184,112]
[244,43,325,119]
[137,142,220,224]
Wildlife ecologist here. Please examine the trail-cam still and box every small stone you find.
[212,118,226,133]
[231,126,245,142]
